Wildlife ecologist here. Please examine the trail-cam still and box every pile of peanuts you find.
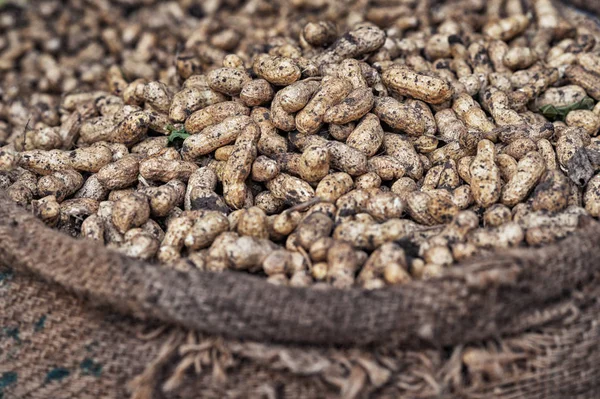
[2,0,600,289]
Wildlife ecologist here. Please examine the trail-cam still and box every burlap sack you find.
[3,3,600,398]
[2,183,600,399]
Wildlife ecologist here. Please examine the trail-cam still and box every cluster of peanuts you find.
[2,0,600,289]
[0,0,361,144]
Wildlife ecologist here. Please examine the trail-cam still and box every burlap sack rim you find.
[2,187,600,349]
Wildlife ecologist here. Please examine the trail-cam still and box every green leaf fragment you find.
[539,97,596,121]
[539,104,559,120]
[168,131,191,142]
[580,97,595,110]
[166,125,190,144]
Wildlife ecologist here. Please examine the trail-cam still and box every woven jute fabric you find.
[3,2,600,398]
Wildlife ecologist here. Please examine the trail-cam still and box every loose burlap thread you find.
[3,3,600,398]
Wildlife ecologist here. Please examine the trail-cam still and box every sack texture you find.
[2,4,600,398]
